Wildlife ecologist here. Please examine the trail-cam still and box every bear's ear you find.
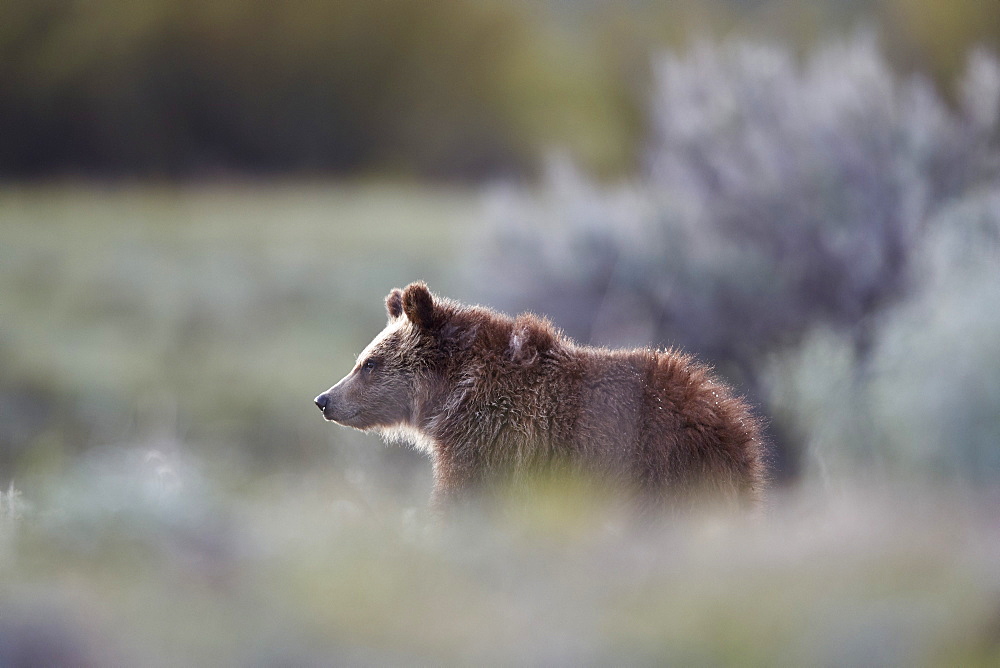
[385,288,404,320]
[402,282,437,330]
[509,314,556,364]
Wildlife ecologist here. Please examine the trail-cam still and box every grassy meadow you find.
[0,183,476,480]
[1,183,998,665]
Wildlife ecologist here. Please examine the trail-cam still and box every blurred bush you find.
[474,34,1000,481]
[3,1,999,180]
[0,0,639,178]
[766,189,1000,484]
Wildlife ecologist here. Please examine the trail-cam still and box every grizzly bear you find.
[314,282,766,512]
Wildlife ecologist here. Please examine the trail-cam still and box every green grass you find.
[0,182,478,478]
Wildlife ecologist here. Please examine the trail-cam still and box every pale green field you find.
[1,185,998,665]
[1,183,477,481]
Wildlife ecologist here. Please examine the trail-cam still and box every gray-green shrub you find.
[475,34,1000,479]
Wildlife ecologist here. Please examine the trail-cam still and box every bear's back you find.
[551,345,764,506]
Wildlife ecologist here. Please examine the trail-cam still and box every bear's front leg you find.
[429,452,483,517]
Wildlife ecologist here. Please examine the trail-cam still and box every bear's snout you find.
[315,393,338,421]
[314,389,355,423]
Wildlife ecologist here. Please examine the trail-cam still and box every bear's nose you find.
[314,394,329,411]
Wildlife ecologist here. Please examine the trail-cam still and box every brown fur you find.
[315,282,766,512]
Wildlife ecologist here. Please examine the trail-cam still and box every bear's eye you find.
[363,359,378,372]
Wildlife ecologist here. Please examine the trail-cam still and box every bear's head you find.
[314,282,443,431]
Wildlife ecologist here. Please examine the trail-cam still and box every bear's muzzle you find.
[314,391,361,424]
[314,393,335,421]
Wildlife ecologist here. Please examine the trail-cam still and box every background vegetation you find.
[2,0,999,664]
[475,33,1000,481]
[3,0,999,178]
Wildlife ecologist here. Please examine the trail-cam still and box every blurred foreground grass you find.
[2,466,999,665]
[2,184,999,664]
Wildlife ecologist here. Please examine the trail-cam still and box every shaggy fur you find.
[315,282,766,511]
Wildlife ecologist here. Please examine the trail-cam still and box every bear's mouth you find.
[324,408,360,424]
